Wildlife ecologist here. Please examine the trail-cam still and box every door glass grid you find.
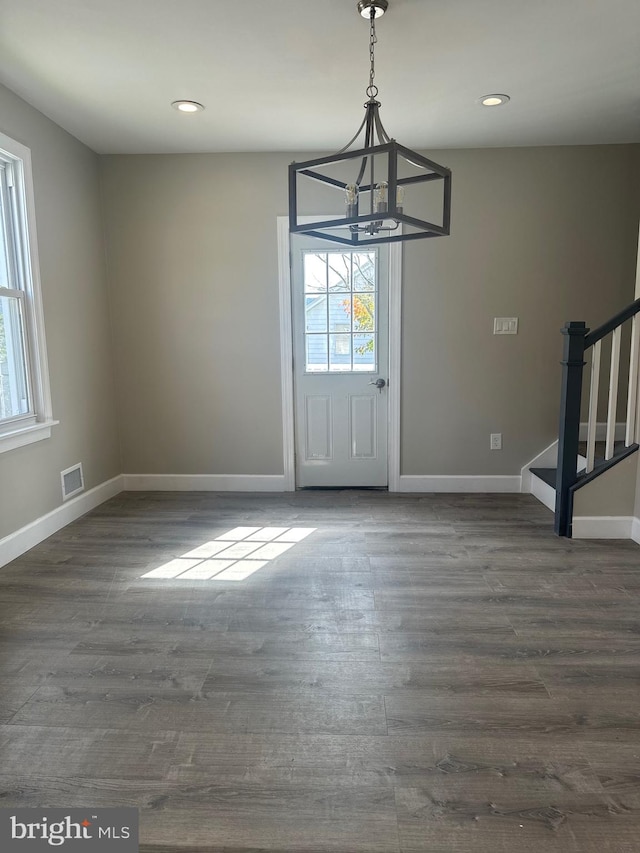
[303,251,377,373]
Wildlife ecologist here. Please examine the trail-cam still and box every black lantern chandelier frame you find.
[289,0,451,247]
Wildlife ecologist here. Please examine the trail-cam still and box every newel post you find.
[555,321,588,536]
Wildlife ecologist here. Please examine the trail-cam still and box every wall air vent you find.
[61,463,84,500]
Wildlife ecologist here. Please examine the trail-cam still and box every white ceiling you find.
[0,0,638,154]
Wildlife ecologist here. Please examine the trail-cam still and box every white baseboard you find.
[572,516,634,539]
[122,474,287,492]
[0,474,124,569]
[397,475,521,493]
[632,518,640,545]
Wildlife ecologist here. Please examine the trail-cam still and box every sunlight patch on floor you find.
[141,527,316,581]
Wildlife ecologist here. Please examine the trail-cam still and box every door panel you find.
[350,394,377,459]
[292,239,388,487]
[304,395,332,460]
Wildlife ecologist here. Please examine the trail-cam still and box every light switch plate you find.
[494,317,518,335]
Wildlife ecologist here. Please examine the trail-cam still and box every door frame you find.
[277,216,402,491]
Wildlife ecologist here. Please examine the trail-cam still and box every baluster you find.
[626,315,639,446]
[586,340,601,473]
[605,327,621,460]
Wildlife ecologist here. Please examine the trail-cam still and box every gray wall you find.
[574,452,638,518]
[101,145,640,479]
[402,145,640,475]
[0,85,120,539]
[100,154,288,475]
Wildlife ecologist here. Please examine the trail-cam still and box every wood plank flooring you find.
[1,490,640,851]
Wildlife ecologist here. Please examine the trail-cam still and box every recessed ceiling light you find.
[171,100,205,113]
[478,94,510,107]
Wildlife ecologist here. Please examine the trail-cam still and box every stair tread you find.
[530,467,557,487]
[531,442,639,491]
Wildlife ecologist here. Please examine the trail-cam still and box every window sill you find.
[0,419,59,454]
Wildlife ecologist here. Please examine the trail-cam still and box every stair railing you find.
[555,297,640,536]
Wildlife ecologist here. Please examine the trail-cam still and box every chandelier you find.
[289,0,452,247]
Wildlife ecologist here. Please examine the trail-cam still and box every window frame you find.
[0,131,56,453]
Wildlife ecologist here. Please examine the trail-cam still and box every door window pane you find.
[304,253,327,292]
[353,334,376,371]
[353,253,376,291]
[327,254,351,291]
[329,334,351,371]
[306,334,328,372]
[352,293,376,332]
[328,294,351,333]
[305,296,327,332]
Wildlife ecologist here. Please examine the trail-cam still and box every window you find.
[303,250,377,373]
[0,132,55,452]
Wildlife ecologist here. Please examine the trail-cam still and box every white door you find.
[292,239,389,487]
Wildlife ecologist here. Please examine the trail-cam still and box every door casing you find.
[277,216,402,491]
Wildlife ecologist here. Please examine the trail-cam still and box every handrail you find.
[555,296,640,536]
[585,297,640,349]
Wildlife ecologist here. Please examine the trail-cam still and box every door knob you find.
[369,378,386,391]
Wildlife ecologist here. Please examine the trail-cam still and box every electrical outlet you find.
[490,433,502,450]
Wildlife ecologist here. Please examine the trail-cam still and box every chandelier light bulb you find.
[396,185,405,213]
[345,183,360,217]
[374,181,388,214]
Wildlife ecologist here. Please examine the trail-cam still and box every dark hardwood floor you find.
[1,490,640,851]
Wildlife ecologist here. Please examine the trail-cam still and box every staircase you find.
[529,298,640,537]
